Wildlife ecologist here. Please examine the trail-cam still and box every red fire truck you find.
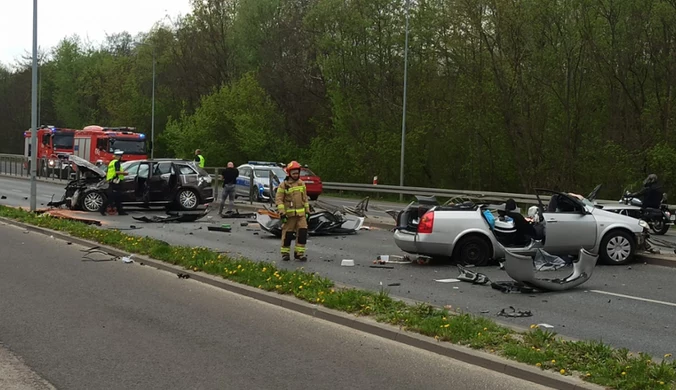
[73,125,148,166]
[23,125,77,177]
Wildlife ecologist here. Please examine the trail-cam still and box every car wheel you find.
[309,194,319,201]
[650,221,670,235]
[177,189,199,210]
[600,230,635,265]
[81,191,105,212]
[454,235,492,266]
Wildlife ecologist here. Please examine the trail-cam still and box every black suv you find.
[66,156,215,212]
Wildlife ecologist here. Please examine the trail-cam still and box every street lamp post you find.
[399,0,410,201]
[136,42,156,159]
[29,0,38,212]
[150,46,155,159]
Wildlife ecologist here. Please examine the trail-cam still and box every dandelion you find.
[530,324,537,329]
[665,353,672,358]
[536,363,541,367]
[551,360,556,364]
[559,369,566,375]
[443,324,450,328]
[483,327,488,331]
[621,372,626,376]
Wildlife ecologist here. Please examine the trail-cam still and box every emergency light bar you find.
[248,161,278,166]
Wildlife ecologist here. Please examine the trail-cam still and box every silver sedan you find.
[392,190,649,266]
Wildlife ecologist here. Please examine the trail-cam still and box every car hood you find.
[590,207,644,231]
[68,155,106,178]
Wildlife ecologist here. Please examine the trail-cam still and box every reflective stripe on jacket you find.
[197,155,205,168]
[275,178,310,216]
[106,159,124,182]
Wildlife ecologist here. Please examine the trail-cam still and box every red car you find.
[300,166,323,200]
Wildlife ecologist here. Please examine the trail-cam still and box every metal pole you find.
[29,0,38,212]
[151,47,156,159]
[399,0,410,201]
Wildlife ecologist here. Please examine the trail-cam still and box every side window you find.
[239,167,251,178]
[42,134,51,146]
[96,138,107,150]
[138,163,150,179]
[154,162,172,175]
[124,162,140,176]
[177,164,197,175]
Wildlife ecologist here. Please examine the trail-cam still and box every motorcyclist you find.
[628,174,663,210]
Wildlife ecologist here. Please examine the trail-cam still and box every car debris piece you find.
[177,273,190,279]
[491,281,543,294]
[208,226,232,233]
[533,249,570,271]
[133,208,210,223]
[434,278,461,283]
[256,208,364,238]
[497,306,533,318]
[220,210,256,219]
[341,259,355,266]
[457,265,491,285]
[502,246,598,291]
[370,265,394,269]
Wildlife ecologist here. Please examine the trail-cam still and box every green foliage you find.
[4,0,676,198]
[162,72,294,166]
[2,205,676,390]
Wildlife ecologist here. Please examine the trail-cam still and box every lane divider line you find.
[590,290,676,308]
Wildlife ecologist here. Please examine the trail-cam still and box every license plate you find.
[670,215,675,221]
[305,180,314,184]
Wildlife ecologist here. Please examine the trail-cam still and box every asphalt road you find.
[1,176,676,360]
[0,222,551,390]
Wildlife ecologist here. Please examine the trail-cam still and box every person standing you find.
[219,162,239,215]
[274,161,310,261]
[194,149,205,168]
[99,150,128,216]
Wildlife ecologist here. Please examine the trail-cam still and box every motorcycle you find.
[620,191,673,235]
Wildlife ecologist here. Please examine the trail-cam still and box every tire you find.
[650,221,670,235]
[454,235,492,266]
[177,189,199,210]
[81,191,106,212]
[309,194,319,201]
[600,230,635,265]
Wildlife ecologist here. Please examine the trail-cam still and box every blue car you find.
[235,161,287,202]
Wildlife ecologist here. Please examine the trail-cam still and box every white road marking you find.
[590,290,676,308]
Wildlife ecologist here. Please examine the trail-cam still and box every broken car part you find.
[256,208,364,238]
[132,208,211,223]
[502,246,598,291]
[497,306,533,318]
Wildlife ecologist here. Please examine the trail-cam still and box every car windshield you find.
[300,168,315,176]
[110,138,146,155]
[255,168,286,179]
[53,133,74,149]
[121,161,138,170]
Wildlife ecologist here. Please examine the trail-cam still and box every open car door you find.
[535,189,597,255]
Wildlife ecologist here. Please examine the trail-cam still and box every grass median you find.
[1,205,674,390]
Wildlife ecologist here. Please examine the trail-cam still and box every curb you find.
[0,215,603,390]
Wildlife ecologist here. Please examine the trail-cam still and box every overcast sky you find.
[0,0,193,67]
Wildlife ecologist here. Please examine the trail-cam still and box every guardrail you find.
[0,153,666,209]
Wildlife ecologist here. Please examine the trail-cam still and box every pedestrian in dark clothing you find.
[220,162,239,215]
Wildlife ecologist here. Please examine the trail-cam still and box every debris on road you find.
[80,246,116,262]
[341,259,355,266]
[208,225,232,233]
[133,208,210,223]
[491,281,542,294]
[36,209,102,226]
[370,265,394,269]
[457,265,491,285]
[434,278,461,283]
[497,306,533,318]
[177,273,190,279]
[220,210,256,219]
[256,206,365,238]
[122,255,134,264]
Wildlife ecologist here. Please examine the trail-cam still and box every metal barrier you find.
[0,153,659,208]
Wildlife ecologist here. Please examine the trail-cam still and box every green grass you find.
[1,205,675,390]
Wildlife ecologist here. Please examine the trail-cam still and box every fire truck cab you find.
[74,125,148,166]
[23,125,76,174]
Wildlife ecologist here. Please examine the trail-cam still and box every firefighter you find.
[99,150,129,216]
[275,160,310,261]
[194,149,205,168]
